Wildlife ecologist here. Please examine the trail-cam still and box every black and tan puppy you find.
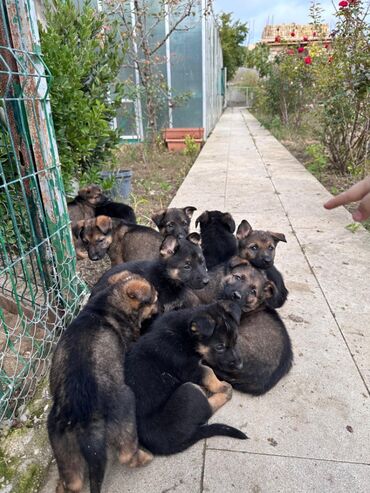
[72,215,162,265]
[48,271,158,493]
[195,210,237,270]
[125,301,247,455]
[152,206,197,239]
[91,233,209,313]
[211,259,293,396]
[68,184,136,224]
[67,185,106,224]
[236,220,288,308]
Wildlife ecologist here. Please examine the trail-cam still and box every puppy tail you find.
[194,423,248,442]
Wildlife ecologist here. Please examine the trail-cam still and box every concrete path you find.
[41,108,370,493]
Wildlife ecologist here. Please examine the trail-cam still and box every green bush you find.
[40,0,125,193]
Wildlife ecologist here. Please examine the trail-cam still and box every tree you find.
[107,0,211,141]
[218,12,248,81]
[244,43,271,78]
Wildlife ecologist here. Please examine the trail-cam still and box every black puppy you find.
[96,199,136,224]
[48,272,158,493]
[125,301,247,455]
[152,206,197,239]
[236,220,288,308]
[91,233,209,313]
[196,210,237,270]
[214,259,293,395]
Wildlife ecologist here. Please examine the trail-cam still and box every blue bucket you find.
[100,169,132,203]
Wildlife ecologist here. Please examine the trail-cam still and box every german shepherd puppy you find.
[68,184,136,224]
[236,220,288,308]
[72,216,162,265]
[195,211,237,270]
[125,301,247,455]
[152,206,197,239]
[91,233,209,313]
[48,271,158,493]
[67,185,105,224]
[212,259,293,396]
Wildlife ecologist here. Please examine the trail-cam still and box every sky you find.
[213,1,338,44]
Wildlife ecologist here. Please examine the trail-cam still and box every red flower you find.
[304,56,312,65]
[312,31,317,36]
[303,35,309,41]
[324,42,330,49]
[290,31,296,37]
[298,47,305,53]
[328,56,334,63]
[338,0,348,7]
[287,49,295,55]
[275,35,281,43]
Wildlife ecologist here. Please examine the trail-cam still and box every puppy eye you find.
[268,245,274,251]
[215,343,225,352]
[167,222,174,227]
[182,221,188,226]
[233,274,241,280]
[184,263,191,270]
[250,288,257,296]
[250,245,258,251]
[97,238,105,243]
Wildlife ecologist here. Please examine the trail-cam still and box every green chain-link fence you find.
[0,0,88,424]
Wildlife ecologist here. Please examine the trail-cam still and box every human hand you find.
[323,176,370,222]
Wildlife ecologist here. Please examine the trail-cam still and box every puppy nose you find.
[177,233,185,240]
[202,277,210,285]
[229,360,243,371]
[90,254,99,261]
[232,291,241,300]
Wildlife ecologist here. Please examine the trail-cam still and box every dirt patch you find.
[76,143,196,288]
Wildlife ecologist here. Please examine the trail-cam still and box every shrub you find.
[40,0,125,193]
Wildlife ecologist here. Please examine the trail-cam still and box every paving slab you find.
[41,108,370,493]
[203,450,370,493]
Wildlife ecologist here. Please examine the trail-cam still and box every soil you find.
[76,143,195,288]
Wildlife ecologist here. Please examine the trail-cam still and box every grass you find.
[116,142,195,226]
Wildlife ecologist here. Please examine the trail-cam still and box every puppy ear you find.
[227,256,250,270]
[160,235,179,258]
[72,220,85,239]
[221,212,236,233]
[269,232,287,244]
[183,206,197,219]
[263,280,277,300]
[125,278,153,302]
[236,220,252,240]
[96,215,112,234]
[195,211,208,228]
[190,315,215,338]
[187,232,201,246]
[151,209,166,227]
[217,300,242,325]
[108,270,133,285]
[78,187,88,199]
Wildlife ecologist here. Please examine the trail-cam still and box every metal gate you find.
[226,84,255,108]
[0,0,87,423]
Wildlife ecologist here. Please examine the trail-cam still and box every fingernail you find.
[352,211,363,222]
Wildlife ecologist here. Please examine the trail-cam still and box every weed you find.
[306,144,327,179]
[183,135,200,161]
[345,223,361,233]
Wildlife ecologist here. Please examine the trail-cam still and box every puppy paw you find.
[128,448,153,468]
[220,381,233,400]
